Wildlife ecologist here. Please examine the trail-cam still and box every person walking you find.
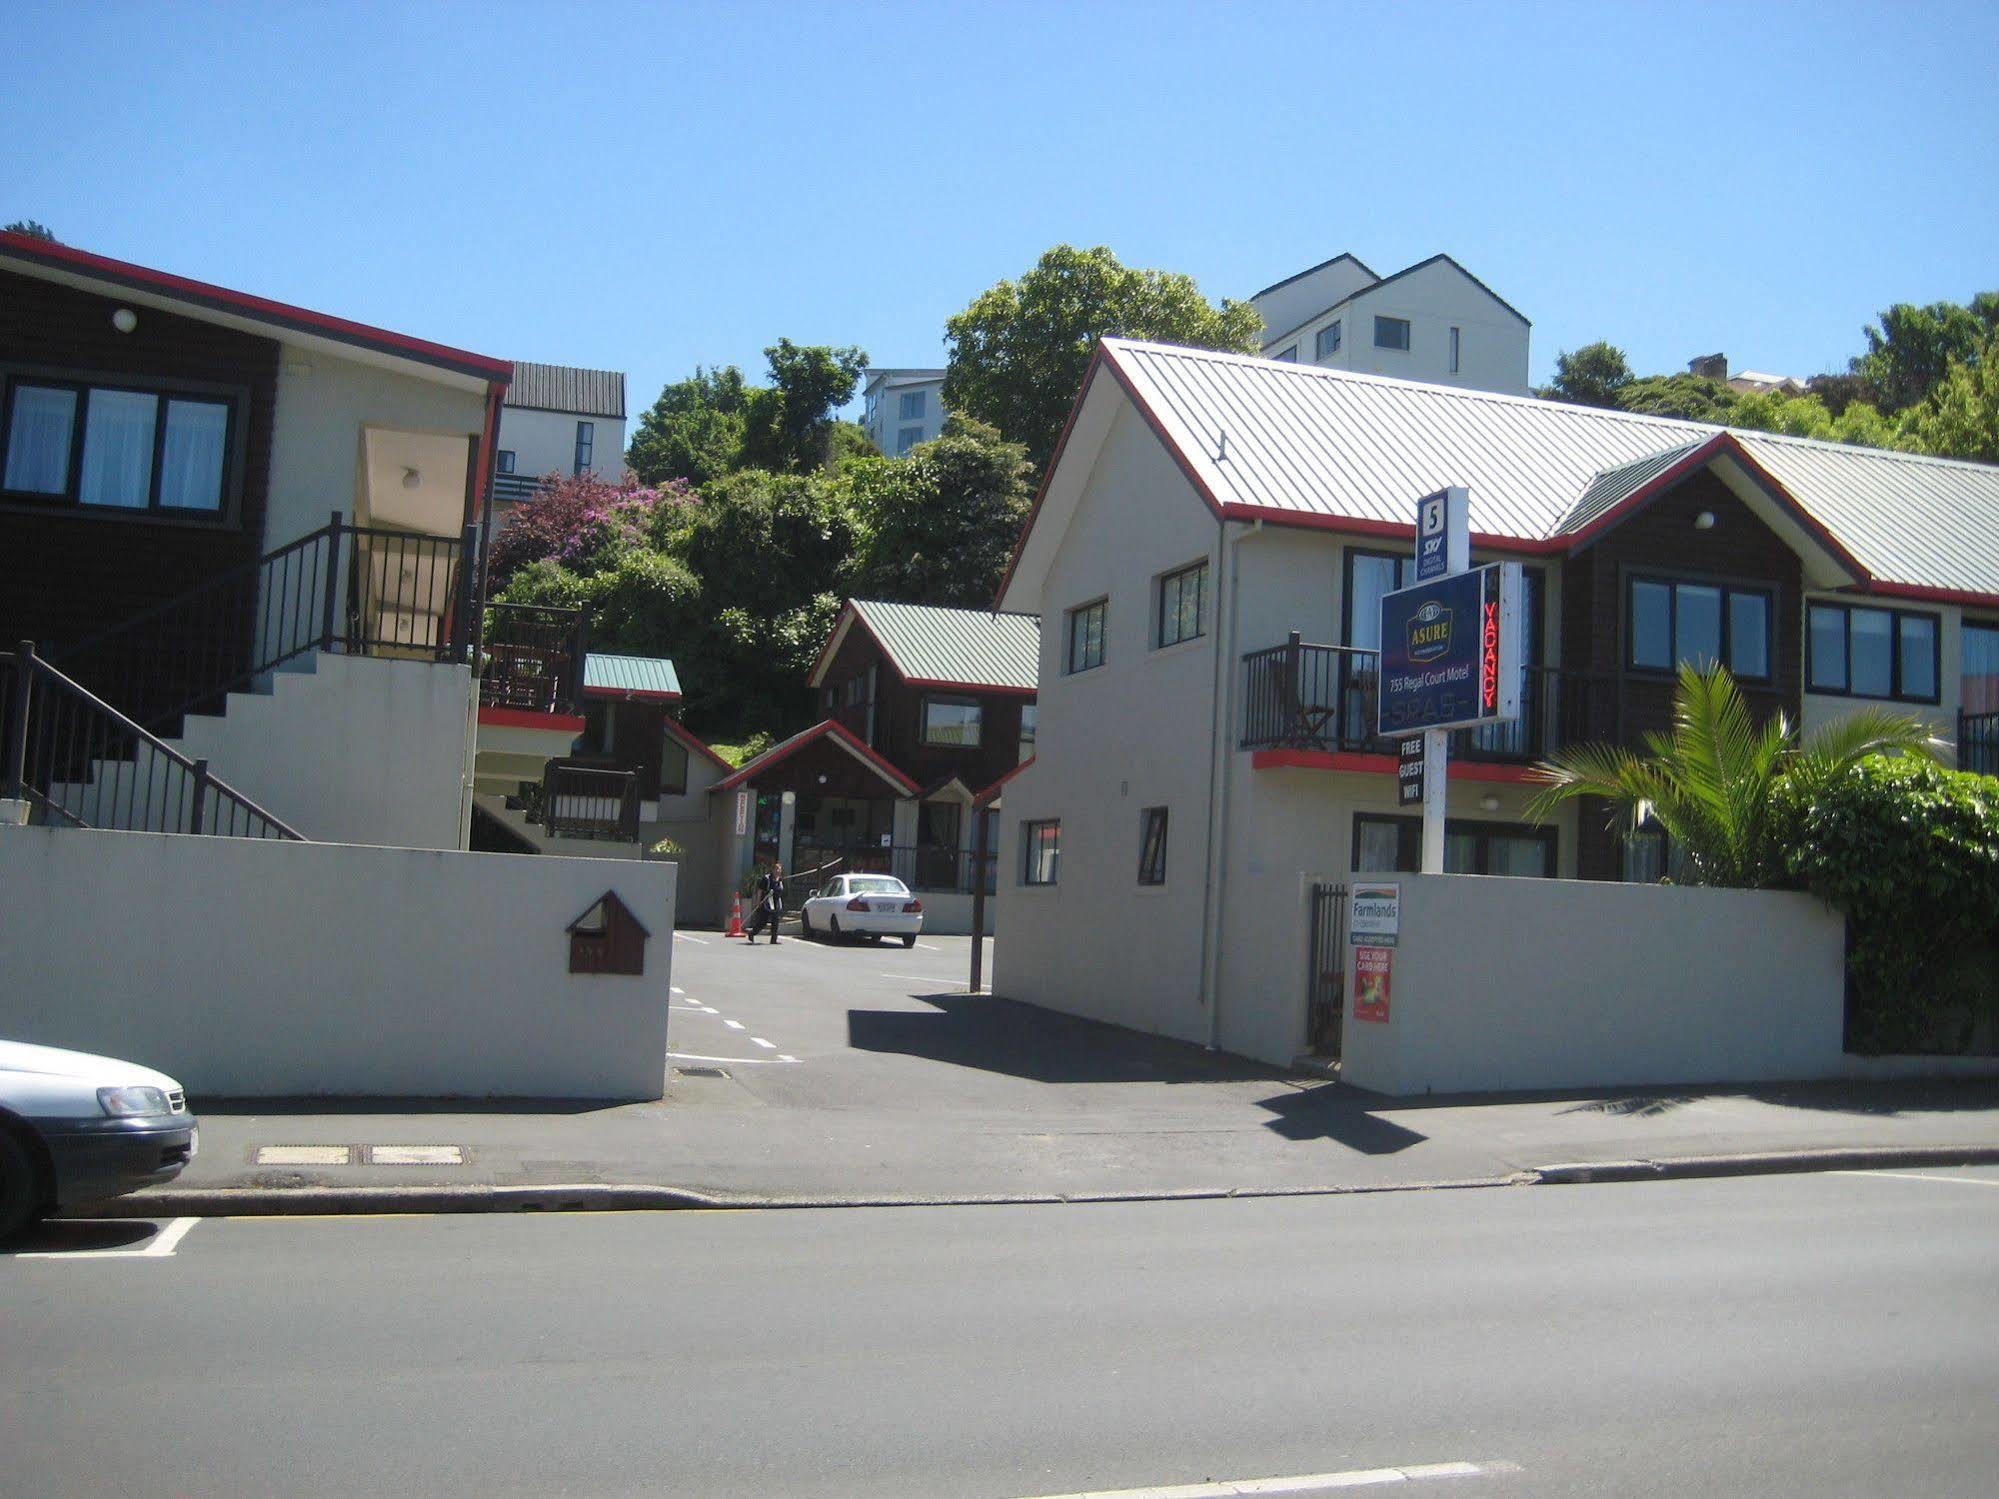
[753,860,786,945]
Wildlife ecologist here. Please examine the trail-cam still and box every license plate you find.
[872,902,896,913]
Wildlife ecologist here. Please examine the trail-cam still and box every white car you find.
[1,1040,199,1240]
[800,874,924,946]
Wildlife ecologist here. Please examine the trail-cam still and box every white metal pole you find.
[1421,727,1448,873]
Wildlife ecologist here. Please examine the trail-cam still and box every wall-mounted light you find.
[780,790,796,807]
[1693,510,1716,531]
[111,307,138,334]
[816,773,828,785]
[1479,793,1502,813]
[400,466,422,490]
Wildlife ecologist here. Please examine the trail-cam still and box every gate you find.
[1307,882,1348,1057]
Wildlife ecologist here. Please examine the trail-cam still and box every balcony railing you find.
[792,842,998,896]
[1240,634,1616,762]
[539,759,639,842]
[481,603,586,716]
[1961,710,1999,777]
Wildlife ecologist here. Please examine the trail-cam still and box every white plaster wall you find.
[1252,259,1379,348]
[0,825,676,1099]
[639,749,729,925]
[994,403,1222,1046]
[1338,874,1845,1095]
[866,377,947,453]
[498,405,627,482]
[165,653,472,850]
[1267,261,1530,396]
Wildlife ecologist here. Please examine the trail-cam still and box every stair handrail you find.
[4,642,306,841]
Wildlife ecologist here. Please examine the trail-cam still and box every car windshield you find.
[848,877,908,896]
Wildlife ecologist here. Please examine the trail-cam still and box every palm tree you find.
[1525,662,1941,888]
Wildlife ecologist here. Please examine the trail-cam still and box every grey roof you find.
[507,362,626,419]
[1249,251,1380,304]
[1097,339,1999,600]
[1555,437,1708,535]
[848,599,1040,691]
[584,653,680,698]
[864,367,947,391]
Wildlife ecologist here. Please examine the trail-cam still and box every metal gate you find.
[1307,882,1348,1057]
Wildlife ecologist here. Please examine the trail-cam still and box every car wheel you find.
[0,1125,45,1242]
[901,934,917,949]
[829,915,843,944]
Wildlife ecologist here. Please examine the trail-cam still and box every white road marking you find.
[751,1037,777,1049]
[255,1145,351,1166]
[778,1055,798,1063]
[1834,1169,1999,1189]
[722,1018,746,1030]
[369,1145,463,1166]
[915,942,942,951]
[668,1051,802,1066]
[1013,1458,1515,1498]
[18,1217,199,1261]
[878,973,972,986]
[674,933,710,945]
[671,986,686,995]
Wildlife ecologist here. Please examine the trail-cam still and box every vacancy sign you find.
[1378,562,1525,736]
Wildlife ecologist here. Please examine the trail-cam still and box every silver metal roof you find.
[507,362,626,419]
[584,653,681,698]
[850,599,1040,691]
[1101,339,1999,599]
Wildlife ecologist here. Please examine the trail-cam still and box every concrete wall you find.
[498,404,627,482]
[1251,257,1379,348]
[1339,874,1846,1095]
[864,376,946,454]
[0,825,676,1099]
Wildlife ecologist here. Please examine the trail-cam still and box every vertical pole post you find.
[189,757,210,836]
[455,523,478,663]
[320,510,342,650]
[1421,728,1447,873]
[6,641,34,800]
[969,804,990,993]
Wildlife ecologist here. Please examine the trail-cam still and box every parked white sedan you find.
[800,874,924,946]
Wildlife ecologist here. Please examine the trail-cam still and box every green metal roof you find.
[845,599,1040,692]
[584,653,681,699]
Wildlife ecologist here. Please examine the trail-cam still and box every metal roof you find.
[1555,437,1708,535]
[1097,339,1999,600]
[507,362,626,419]
[584,653,681,699]
[848,599,1040,691]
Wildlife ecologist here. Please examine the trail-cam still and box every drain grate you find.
[674,1065,731,1079]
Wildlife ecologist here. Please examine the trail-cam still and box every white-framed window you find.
[1018,701,1037,762]
[2,375,238,516]
[1066,598,1107,673]
[1449,326,1461,373]
[1374,316,1411,351]
[1316,321,1342,359]
[896,426,923,455]
[1137,806,1168,886]
[920,694,983,747]
[496,449,517,474]
[573,420,594,474]
[898,390,926,421]
[1022,819,1060,886]
[1156,559,1207,647]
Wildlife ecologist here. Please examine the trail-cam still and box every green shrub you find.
[1776,757,1999,1053]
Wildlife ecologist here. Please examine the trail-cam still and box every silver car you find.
[0,1040,199,1239]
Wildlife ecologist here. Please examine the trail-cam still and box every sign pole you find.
[1412,486,1469,876]
[1421,727,1448,874]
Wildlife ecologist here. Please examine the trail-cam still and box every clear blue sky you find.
[6,1,1994,435]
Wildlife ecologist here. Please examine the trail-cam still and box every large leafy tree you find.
[628,342,868,485]
[944,244,1262,470]
[1611,373,1743,424]
[1902,328,1999,462]
[1545,341,1633,408]
[845,417,1035,608]
[1526,663,1939,889]
[739,339,868,472]
[626,366,751,488]
[1850,298,1992,413]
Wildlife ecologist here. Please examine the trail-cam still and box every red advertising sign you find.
[1353,945,1393,1024]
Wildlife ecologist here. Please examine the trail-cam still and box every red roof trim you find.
[711,719,921,796]
[0,229,513,382]
[1250,748,1540,783]
[905,677,1037,697]
[477,706,587,733]
[661,714,732,772]
[973,754,1035,807]
[1854,580,1999,610]
[1218,504,1567,554]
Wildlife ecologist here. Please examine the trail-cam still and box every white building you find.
[862,367,948,455]
[493,361,627,505]
[992,337,1999,1073]
[1250,252,1531,396]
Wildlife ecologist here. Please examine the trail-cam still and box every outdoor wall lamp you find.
[401,466,422,490]
[110,307,138,333]
[1479,793,1502,812]
[1694,510,1716,530]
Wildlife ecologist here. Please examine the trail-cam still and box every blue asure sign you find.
[1378,564,1520,735]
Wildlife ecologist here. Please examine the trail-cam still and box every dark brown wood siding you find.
[1560,468,1803,879]
[0,266,278,657]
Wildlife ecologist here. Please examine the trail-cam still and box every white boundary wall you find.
[0,826,675,1100]
[1340,874,1847,1095]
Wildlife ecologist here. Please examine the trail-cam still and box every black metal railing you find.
[538,759,639,842]
[482,603,587,716]
[1307,881,1348,1058]
[3,643,304,840]
[1961,710,1999,777]
[792,842,998,896]
[52,512,478,736]
[1240,634,1615,762]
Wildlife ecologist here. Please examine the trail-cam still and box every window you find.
[1067,598,1106,673]
[1272,346,1298,363]
[1022,819,1060,886]
[497,449,517,474]
[898,390,926,420]
[896,426,923,455]
[1449,326,1461,374]
[1138,806,1168,885]
[845,676,865,706]
[1807,602,1939,702]
[1156,560,1207,647]
[573,421,594,474]
[1965,621,1999,715]
[2,377,236,515]
[1374,316,1411,351]
[1627,576,1772,679]
[921,694,983,747]
[1351,813,1555,878]
[1316,321,1342,359]
[1018,701,1037,762]
[658,734,690,796]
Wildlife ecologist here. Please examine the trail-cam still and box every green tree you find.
[1526,663,1939,889]
[739,339,869,473]
[679,467,859,622]
[1612,373,1743,425]
[1545,341,1633,407]
[4,219,55,240]
[944,244,1263,470]
[626,366,750,487]
[1901,329,1999,462]
[846,417,1035,608]
[1851,298,1991,413]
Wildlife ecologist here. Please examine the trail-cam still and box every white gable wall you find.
[1251,258,1379,348]
[499,404,627,484]
[1272,259,1530,395]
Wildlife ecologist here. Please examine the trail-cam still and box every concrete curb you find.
[1529,1144,1999,1185]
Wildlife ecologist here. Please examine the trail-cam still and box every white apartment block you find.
[494,361,627,503]
[1251,252,1531,396]
[862,367,947,455]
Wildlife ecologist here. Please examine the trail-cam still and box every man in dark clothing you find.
[750,862,786,945]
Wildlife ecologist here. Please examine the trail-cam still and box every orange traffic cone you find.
[726,893,746,938]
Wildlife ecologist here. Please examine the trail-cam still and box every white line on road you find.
[878,973,973,986]
[674,933,710,945]
[1013,1458,1517,1498]
[915,942,942,951]
[1834,1169,1999,1189]
[751,1037,777,1049]
[669,1051,802,1066]
[671,987,686,994]
[778,1055,798,1063]
[18,1217,199,1261]
[722,1018,746,1030]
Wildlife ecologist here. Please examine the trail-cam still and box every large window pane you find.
[1729,591,1769,678]
[1898,615,1937,700]
[1676,584,1722,669]
[78,389,156,507]
[4,385,76,493]
[1346,554,1409,651]
[1630,580,1672,669]
[1849,608,1893,696]
[1809,605,1846,691]
[1487,834,1552,877]
[1444,832,1478,875]
[921,697,982,747]
[1965,623,1999,714]
[1355,820,1407,873]
[158,399,228,510]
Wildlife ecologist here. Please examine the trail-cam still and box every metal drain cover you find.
[674,1065,731,1079]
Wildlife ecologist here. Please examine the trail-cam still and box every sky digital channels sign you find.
[1377,563,1524,736]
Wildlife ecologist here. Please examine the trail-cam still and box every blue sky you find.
[6,1,1994,434]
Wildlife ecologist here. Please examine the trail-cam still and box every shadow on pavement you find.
[1254,1082,1429,1153]
[185,1096,628,1117]
[3,1219,159,1255]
